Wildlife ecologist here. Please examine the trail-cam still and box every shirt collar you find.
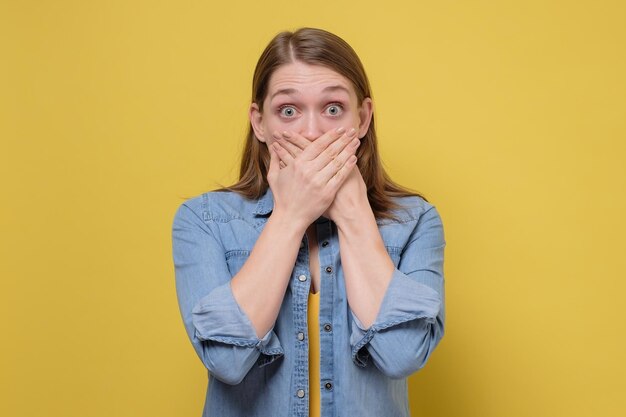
[253,187,274,216]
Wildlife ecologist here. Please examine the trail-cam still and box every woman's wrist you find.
[268,207,310,236]
[333,195,373,231]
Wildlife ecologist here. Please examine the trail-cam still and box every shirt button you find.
[298,274,307,282]
[297,389,305,398]
[297,332,305,341]
[321,241,329,247]
[323,323,332,332]
[324,382,333,390]
[325,266,333,273]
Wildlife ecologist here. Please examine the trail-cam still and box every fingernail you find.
[336,127,346,134]
[348,128,357,137]
[282,130,292,138]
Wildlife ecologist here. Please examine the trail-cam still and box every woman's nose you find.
[300,114,324,141]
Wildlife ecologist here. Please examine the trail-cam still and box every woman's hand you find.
[273,128,369,227]
[266,126,360,229]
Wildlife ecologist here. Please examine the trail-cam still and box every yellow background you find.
[2,0,625,416]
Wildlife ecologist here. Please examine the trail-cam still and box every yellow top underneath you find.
[308,289,320,417]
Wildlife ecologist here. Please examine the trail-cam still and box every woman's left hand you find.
[273,129,369,226]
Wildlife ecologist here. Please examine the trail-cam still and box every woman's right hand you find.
[266,126,360,229]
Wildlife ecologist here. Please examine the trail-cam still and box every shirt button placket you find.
[318,225,336,411]
[296,276,307,344]
[295,270,309,414]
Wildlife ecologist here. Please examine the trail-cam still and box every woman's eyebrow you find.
[270,85,350,101]
[322,85,350,95]
[271,88,298,100]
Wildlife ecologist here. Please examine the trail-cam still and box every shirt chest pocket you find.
[224,250,251,278]
[378,220,417,265]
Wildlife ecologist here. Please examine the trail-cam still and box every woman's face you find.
[250,61,372,146]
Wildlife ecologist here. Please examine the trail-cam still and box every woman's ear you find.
[249,102,266,142]
[357,98,373,139]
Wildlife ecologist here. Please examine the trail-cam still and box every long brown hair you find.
[215,27,427,221]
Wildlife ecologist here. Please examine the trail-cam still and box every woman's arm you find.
[335,199,395,328]
[173,201,304,385]
[230,210,308,338]
[312,152,445,379]
[336,201,446,379]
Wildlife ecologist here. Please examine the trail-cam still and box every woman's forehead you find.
[267,62,355,98]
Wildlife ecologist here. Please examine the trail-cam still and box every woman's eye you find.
[326,104,343,116]
[279,106,297,117]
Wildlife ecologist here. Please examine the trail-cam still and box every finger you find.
[271,132,301,159]
[311,127,358,171]
[271,143,288,170]
[326,154,358,190]
[280,130,310,151]
[272,141,296,165]
[300,126,347,161]
[318,136,360,184]
[267,142,280,179]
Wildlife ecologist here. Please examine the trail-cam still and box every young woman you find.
[172,27,446,417]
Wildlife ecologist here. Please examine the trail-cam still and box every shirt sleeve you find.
[171,201,284,385]
[349,205,445,379]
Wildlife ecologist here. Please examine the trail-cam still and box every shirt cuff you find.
[192,282,284,365]
[349,268,441,367]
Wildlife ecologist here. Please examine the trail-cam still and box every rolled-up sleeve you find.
[349,205,445,379]
[172,202,284,385]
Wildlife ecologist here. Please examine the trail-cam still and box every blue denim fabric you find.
[171,187,445,417]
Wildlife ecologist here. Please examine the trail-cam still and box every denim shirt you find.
[171,187,446,417]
